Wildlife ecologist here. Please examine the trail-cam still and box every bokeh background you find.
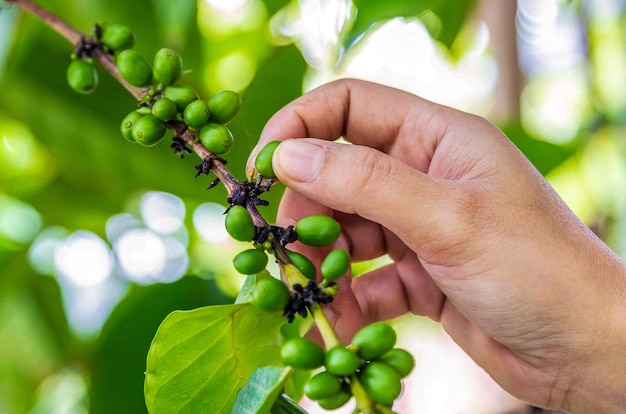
[1,0,625,412]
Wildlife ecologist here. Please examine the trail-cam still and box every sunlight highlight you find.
[115,228,166,283]
[54,231,113,288]
[336,19,497,114]
[193,202,230,244]
[140,191,186,235]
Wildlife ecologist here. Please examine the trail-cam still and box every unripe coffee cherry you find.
[324,346,361,377]
[120,110,143,142]
[304,372,343,400]
[318,391,352,410]
[254,141,280,179]
[151,98,178,122]
[208,90,241,124]
[225,205,256,242]
[198,123,234,155]
[295,215,341,247]
[233,249,268,275]
[352,322,397,360]
[152,47,183,86]
[321,249,350,281]
[163,84,198,112]
[67,59,98,94]
[280,337,324,370]
[99,23,135,52]
[359,361,402,406]
[286,251,316,280]
[183,100,210,128]
[117,50,152,87]
[131,115,166,147]
[379,348,415,378]
[252,276,289,312]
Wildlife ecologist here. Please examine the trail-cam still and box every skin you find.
[246,79,626,413]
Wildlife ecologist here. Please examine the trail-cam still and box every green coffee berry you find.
[183,99,210,128]
[198,123,234,155]
[151,98,178,122]
[321,249,350,281]
[280,337,325,370]
[225,205,256,241]
[120,111,143,142]
[252,276,289,312]
[352,322,397,360]
[163,84,198,111]
[152,47,183,86]
[286,251,316,280]
[233,249,268,275]
[359,361,402,406]
[67,59,98,94]
[295,215,341,247]
[131,115,166,147]
[318,391,352,410]
[379,348,415,378]
[208,90,241,124]
[304,371,343,400]
[324,346,361,377]
[117,50,152,87]
[99,23,135,52]
[254,141,280,179]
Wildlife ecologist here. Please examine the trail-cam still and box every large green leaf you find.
[145,303,285,413]
[346,0,476,48]
[90,276,232,414]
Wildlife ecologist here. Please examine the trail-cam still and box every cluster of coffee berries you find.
[225,202,349,318]
[280,323,414,411]
[64,22,241,151]
[66,23,135,95]
[117,45,241,149]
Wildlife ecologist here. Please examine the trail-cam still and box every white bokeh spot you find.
[54,231,113,288]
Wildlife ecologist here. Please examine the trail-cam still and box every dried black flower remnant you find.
[283,281,336,323]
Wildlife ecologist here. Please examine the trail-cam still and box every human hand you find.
[247,79,626,412]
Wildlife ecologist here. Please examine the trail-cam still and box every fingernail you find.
[275,139,325,183]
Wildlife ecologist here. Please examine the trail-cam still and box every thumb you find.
[272,138,455,250]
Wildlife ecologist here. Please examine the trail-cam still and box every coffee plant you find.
[4,0,416,412]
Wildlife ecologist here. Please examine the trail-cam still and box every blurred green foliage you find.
[1,0,626,413]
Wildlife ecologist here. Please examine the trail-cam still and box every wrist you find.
[562,257,626,413]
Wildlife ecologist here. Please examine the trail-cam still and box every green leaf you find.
[91,276,231,414]
[145,303,284,414]
[230,366,292,414]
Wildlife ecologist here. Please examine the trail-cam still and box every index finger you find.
[246,78,451,174]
